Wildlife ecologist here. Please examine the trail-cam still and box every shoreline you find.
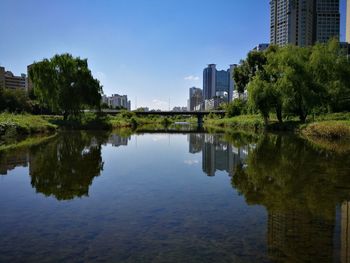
[1,113,350,153]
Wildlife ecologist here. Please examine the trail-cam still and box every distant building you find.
[0,66,27,91]
[187,87,203,111]
[204,93,227,111]
[203,64,234,106]
[136,107,149,112]
[172,106,187,112]
[203,64,217,100]
[108,134,130,147]
[101,95,109,105]
[102,94,131,110]
[270,0,340,46]
[252,43,270,51]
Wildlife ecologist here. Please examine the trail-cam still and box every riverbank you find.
[0,113,57,137]
[1,112,349,144]
[0,112,194,141]
[204,113,350,138]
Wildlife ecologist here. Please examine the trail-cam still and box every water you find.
[0,131,349,263]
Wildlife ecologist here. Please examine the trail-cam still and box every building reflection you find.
[188,134,249,177]
[342,201,350,263]
[268,211,335,262]
[108,134,130,147]
[231,134,350,263]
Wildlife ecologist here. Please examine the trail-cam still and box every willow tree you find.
[29,53,103,120]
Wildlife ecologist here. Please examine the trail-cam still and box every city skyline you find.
[0,0,347,110]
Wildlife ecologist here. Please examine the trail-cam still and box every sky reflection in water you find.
[0,131,349,263]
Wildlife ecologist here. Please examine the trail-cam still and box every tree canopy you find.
[237,39,350,123]
[29,53,103,120]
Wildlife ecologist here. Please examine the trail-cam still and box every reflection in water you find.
[0,132,114,200]
[0,149,29,175]
[342,202,350,263]
[1,132,350,262]
[188,134,250,177]
[231,134,350,263]
[29,132,109,200]
[108,134,130,147]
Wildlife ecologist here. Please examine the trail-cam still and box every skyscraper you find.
[203,64,234,102]
[203,64,216,100]
[270,0,340,46]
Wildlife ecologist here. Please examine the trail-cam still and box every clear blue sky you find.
[0,0,347,110]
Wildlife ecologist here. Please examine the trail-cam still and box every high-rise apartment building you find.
[315,0,340,43]
[270,0,340,46]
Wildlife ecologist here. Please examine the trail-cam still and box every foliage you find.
[244,39,349,123]
[224,98,247,117]
[29,131,109,200]
[28,53,103,120]
[0,113,57,137]
[0,88,33,113]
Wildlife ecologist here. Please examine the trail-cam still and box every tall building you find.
[347,0,350,42]
[0,66,27,90]
[270,0,340,46]
[315,0,340,43]
[187,87,203,111]
[203,64,216,100]
[203,64,234,104]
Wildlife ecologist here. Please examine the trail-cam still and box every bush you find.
[225,99,247,118]
[0,89,33,113]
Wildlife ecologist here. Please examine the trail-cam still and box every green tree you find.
[309,39,350,112]
[247,74,277,125]
[0,89,32,113]
[266,45,321,122]
[29,53,103,120]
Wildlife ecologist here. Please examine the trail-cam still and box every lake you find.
[0,131,349,263]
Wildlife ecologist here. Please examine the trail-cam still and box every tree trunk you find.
[63,112,68,121]
[276,105,283,124]
[299,112,307,123]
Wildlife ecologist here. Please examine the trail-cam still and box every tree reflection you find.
[231,134,350,262]
[29,132,109,200]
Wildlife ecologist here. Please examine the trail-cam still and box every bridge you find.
[100,110,226,127]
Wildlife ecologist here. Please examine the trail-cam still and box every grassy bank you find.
[301,120,350,139]
[0,113,57,137]
[204,112,350,138]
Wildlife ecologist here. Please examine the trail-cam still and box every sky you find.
[0,0,347,110]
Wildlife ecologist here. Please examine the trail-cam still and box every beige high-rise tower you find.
[347,0,350,43]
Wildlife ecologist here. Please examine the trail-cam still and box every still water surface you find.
[0,131,350,262]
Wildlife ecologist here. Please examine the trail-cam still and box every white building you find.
[101,94,131,110]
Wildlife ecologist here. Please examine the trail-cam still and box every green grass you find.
[0,113,57,137]
[204,114,266,132]
[302,120,350,139]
